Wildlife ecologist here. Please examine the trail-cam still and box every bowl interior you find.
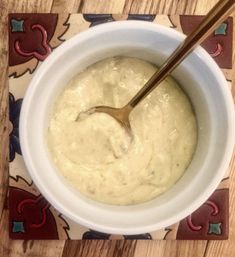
[20,21,233,234]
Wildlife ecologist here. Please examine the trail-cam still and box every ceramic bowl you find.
[20,21,235,235]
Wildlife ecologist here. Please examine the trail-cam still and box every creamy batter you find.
[48,57,197,205]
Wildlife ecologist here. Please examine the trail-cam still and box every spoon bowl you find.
[78,105,132,130]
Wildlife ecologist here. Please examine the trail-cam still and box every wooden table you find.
[0,0,234,256]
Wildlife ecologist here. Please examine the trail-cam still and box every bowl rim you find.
[19,20,235,234]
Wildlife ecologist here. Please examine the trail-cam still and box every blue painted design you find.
[12,221,25,233]
[128,14,156,21]
[83,14,114,27]
[82,230,110,239]
[208,223,222,235]
[11,19,24,32]
[82,229,152,240]
[9,93,22,162]
[83,14,156,27]
[124,233,152,240]
[215,22,228,35]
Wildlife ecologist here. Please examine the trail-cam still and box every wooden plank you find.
[194,0,220,15]
[0,0,11,223]
[51,0,82,13]
[81,0,126,14]
[6,0,54,13]
[133,241,207,257]
[122,0,214,14]
[62,240,137,257]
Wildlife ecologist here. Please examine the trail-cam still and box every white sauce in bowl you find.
[48,57,197,205]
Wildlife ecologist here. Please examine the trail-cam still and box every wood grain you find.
[123,0,197,14]
[0,0,234,256]
[62,240,137,257]
[133,241,207,257]
[51,0,82,13]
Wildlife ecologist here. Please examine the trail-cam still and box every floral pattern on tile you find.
[8,13,232,240]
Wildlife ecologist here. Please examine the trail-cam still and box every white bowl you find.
[20,21,235,235]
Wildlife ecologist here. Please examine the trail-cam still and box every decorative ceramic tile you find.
[8,14,233,240]
[179,15,233,69]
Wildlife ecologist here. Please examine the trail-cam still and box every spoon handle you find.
[127,0,235,109]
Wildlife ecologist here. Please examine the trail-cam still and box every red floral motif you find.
[8,14,231,241]
[187,215,202,231]
[180,15,233,69]
[9,186,59,239]
[15,24,52,61]
[209,43,223,57]
[176,189,228,240]
[187,200,219,231]
[205,200,219,215]
[9,14,58,67]
[30,203,50,228]
[17,195,50,228]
